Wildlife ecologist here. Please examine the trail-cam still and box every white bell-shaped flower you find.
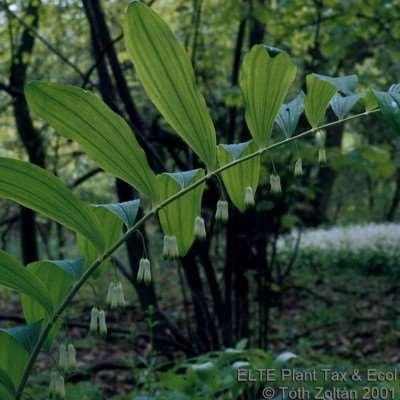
[67,343,77,369]
[194,216,206,240]
[98,310,107,336]
[162,235,179,259]
[58,343,68,370]
[270,174,282,193]
[215,200,229,222]
[106,281,126,308]
[116,282,126,306]
[55,373,66,398]
[294,158,303,176]
[244,186,255,208]
[318,148,327,163]
[89,307,99,334]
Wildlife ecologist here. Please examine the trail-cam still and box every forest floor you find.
[272,264,400,365]
[1,264,399,398]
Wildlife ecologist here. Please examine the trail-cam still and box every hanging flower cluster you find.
[194,216,206,240]
[49,371,65,398]
[244,186,255,208]
[270,174,282,193]
[316,129,327,163]
[318,148,327,163]
[215,200,229,222]
[163,235,179,259]
[89,307,107,336]
[137,258,152,284]
[294,158,303,176]
[58,343,77,371]
[106,281,126,308]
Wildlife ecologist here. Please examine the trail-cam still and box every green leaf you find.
[389,83,400,94]
[25,81,158,200]
[2,321,43,353]
[157,169,205,256]
[240,44,297,147]
[77,206,123,276]
[0,251,53,314]
[362,89,379,111]
[372,90,400,131]
[330,93,361,120]
[95,200,140,228]
[217,141,260,212]
[124,2,217,169]
[0,157,104,251]
[21,260,80,326]
[0,322,42,398]
[304,74,336,128]
[314,74,358,96]
[362,145,391,163]
[0,331,29,400]
[276,91,305,137]
[0,368,15,400]
[77,200,140,276]
[50,258,85,281]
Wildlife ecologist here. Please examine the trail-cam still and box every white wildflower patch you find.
[277,223,400,273]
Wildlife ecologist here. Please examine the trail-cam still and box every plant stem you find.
[14,109,377,399]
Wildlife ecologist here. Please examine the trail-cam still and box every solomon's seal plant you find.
[0,1,397,399]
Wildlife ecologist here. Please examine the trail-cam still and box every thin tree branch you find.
[0,82,21,97]
[1,3,94,85]
[71,168,103,188]
[81,33,123,89]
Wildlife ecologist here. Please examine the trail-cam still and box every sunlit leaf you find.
[25,81,158,200]
[217,140,260,212]
[124,2,217,169]
[304,74,336,128]
[157,169,205,256]
[362,89,379,111]
[0,157,104,251]
[240,45,297,147]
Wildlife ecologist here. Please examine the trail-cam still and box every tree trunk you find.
[386,169,400,221]
[8,0,44,264]
[310,122,344,224]
[222,0,268,347]
[82,0,161,312]
[226,18,246,143]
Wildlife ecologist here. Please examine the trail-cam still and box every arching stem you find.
[15,109,377,399]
